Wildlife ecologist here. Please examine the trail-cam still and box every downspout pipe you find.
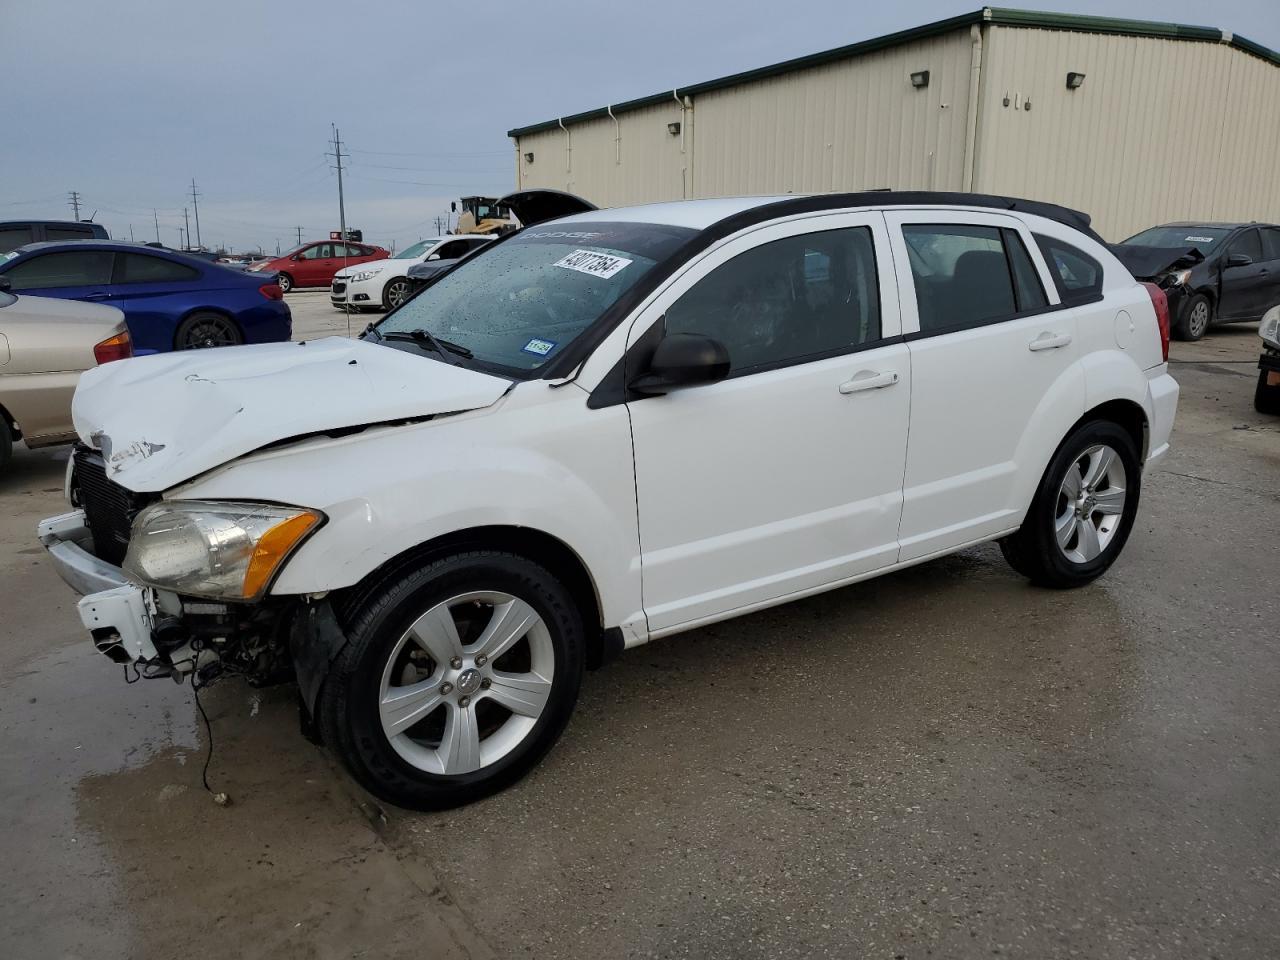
[558,117,571,189]
[672,89,688,198]
[962,23,983,192]
[607,104,620,164]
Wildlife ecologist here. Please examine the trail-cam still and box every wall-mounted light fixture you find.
[910,70,930,89]
[667,121,682,136]
[1066,71,1086,90]
[524,152,535,163]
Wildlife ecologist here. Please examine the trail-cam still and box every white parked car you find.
[1256,304,1280,414]
[39,190,1179,810]
[330,235,493,311]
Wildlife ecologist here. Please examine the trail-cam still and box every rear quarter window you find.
[1033,235,1104,305]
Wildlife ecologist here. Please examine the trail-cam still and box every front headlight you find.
[124,501,324,601]
[352,268,383,282]
[1166,268,1192,287]
[1261,306,1280,349]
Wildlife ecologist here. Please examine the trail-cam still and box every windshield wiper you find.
[381,328,473,360]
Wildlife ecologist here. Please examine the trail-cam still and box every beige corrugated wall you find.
[514,100,689,205]
[974,26,1280,239]
[692,30,975,196]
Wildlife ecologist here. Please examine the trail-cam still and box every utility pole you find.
[182,207,191,250]
[68,191,82,220]
[327,123,352,331]
[176,227,184,249]
[128,224,135,241]
[189,179,203,250]
[153,209,161,244]
[294,226,303,246]
[275,238,281,255]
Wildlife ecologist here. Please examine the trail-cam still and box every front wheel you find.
[319,552,585,810]
[999,420,1142,589]
[1256,369,1280,415]
[382,277,412,310]
[277,272,294,294]
[1174,293,1212,341]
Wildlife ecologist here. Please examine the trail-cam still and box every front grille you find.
[331,281,347,295]
[73,445,158,567]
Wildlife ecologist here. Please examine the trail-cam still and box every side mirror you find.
[426,253,441,261]
[1226,253,1253,268]
[629,332,730,396]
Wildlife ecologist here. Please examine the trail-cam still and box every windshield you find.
[1121,226,1232,250]
[395,239,443,260]
[376,221,695,373]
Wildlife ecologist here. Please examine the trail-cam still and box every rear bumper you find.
[1146,368,1180,467]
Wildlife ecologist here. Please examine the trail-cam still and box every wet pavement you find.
[1,320,1277,959]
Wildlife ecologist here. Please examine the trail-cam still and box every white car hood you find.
[73,337,512,491]
[335,256,415,278]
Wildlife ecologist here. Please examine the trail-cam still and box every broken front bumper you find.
[38,509,160,663]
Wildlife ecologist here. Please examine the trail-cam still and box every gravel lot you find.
[1,302,1277,960]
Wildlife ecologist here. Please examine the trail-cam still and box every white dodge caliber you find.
[39,190,1179,809]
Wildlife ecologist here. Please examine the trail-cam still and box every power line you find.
[68,190,82,220]
[189,179,203,250]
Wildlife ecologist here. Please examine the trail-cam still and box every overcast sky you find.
[2,0,1276,252]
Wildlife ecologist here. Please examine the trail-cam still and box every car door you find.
[110,252,202,352]
[624,212,910,633]
[1256,227,1280,316]
[0,249,116,304]
[883,210,1083,561]
[1218,228,1270,320]
[294,243,333,286]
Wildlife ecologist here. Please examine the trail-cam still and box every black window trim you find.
[111,251,201,285]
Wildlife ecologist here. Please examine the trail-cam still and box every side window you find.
[117,253,200,283]
[1229,228,1263,262]
[1262,228,1280,262]
[1033,234,1104,305]
[0,227,34,254]
[1004,230,1049,311]
[3,250,114,290]
[903,225,1015,332]
[435,240,470,260]
[46,226,96,242]
[299,244,330,260]
[664,226,881,375]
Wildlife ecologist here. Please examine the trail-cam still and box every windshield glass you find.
[394,239,442,260]
[376,221,695,373]
[1121,226,1232,250]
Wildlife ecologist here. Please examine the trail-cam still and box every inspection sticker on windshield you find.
[1185,236,1216,243]
[553,249,633,279]
[522,337,558,357]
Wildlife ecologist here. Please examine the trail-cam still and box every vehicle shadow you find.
[0,443,68,495]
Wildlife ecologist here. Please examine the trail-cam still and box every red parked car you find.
[249,240,388,293]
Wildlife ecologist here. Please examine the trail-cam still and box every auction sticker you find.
[553,249,633,279]
[522,337,558,357]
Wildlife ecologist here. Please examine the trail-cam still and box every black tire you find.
[382,277,412,311]
[319,551,585,810]
[0,417,13,470]
[174,311,243,349]
[1173,293,1212,341]
[999,420,1142,589]
[277,272,294,294]
[1256,370,1280,415]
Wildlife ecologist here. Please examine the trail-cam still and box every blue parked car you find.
[0,241,292,352]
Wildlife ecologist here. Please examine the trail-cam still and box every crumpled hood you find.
[73,337,512,491]
[1110,244,1205,280]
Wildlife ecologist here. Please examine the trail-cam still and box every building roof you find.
[508,7,1279,138]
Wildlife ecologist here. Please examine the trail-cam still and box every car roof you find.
[11,239,181,254]
[553,191,1102,242]
[1153,221,1252,229]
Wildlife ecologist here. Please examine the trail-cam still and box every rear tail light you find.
[93,331,132,365]
[259,283,284,301]
[1141,281,1170,362]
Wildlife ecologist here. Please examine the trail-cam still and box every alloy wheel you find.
[183,315,240,348]
[1189,300,1210,338]
[386,279,411,309]
[1054,444,1127,563]
[378,591,554,775]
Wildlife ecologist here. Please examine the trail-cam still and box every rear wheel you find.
[1256,369,1280,415]
[175,311,243,349]
[999,420,1141,588]
[319,551,585,810]
[382,277,412,310]
[1173,293,1212,341]
[277,272,294,294]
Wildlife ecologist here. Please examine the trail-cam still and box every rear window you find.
[45,226,97,242]
[0,227,35,254]
[1034,235,1104,305]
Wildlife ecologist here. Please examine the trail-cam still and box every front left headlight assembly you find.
[1261,306,1280,350]
[353,268,383,282]
[124,501,324,601]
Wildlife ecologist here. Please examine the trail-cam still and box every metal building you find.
[507,8,1280,240]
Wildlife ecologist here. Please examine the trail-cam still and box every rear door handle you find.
[1028,331,1072,351]
[839,370,899,394]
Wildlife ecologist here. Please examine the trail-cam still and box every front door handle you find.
[83,291,110,302]
[839,370,899,394]
[1028,331,1072,351]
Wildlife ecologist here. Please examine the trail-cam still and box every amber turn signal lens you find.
[241,511,322,599]
[93,331,133,364]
